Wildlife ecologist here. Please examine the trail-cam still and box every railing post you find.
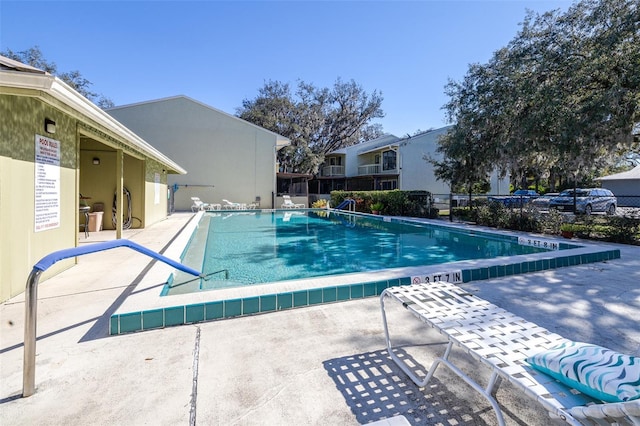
[21,239,202,397]
[23,268,42,397]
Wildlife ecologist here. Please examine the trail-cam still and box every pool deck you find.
[1,212,639,425]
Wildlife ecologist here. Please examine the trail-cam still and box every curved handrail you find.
[23,239,202,397]
[31,239,202,276]
[334,198,356,211]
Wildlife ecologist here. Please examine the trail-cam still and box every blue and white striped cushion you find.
[526,341,640,403]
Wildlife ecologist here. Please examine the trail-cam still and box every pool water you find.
[165,211,560,295]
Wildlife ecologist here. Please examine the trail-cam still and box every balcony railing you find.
[321,165,345,177]
[357,164,398,175]
[358,164,380,175]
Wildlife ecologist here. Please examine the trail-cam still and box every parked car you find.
[488,189,540,207]
[549,188,617,215]
[531,192,559,210]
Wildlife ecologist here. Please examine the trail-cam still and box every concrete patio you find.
[1,212,638,425]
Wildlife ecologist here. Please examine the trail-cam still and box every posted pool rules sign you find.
[34,134,61,232]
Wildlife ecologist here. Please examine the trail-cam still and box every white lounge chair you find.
[222,199,245,210]
[381,281,640,426]
[281,195,305,209]
[190,197,210,212]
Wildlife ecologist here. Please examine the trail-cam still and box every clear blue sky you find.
[1,0,572,137]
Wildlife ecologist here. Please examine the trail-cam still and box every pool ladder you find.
[334,198,356,212]
[204,269,229,280]
[168,268,230,290]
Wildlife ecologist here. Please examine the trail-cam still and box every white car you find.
[549,188,617,215]
[531,193,559,210]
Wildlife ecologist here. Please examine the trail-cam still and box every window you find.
[380,179,397,190]
[277,180,290,194]
[382,150,396,171]
[277,176,308,196]
[319,180,344,194]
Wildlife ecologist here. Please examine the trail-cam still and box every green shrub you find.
[474,201,511,228]
[330,190,437,218]
[601,216,640,244]
[556,215,640,244]
[459,201,538,232]
[508,210,538,232]
[452,207,473,221]
[537,209,564,234]
[561,223,588,236]
[370,202,384,212]
[336,191,640,245]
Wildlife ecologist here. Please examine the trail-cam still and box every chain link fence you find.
[433,193,640,217]
[430,193,640,244]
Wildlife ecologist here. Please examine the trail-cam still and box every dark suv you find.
[549,188,617,215]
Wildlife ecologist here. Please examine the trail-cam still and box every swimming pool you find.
[165,210,568,296]
[110,210,620,334]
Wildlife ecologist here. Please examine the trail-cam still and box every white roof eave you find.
[49,78,187,174]
[1,70,187,174]
[110,95,292,148]
[358,143,399,155]
[276,135,291,150]
[597,165,640,181]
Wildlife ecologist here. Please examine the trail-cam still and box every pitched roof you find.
[108,95,291,149]
[329,134,400,155]
[329,126,454,156]
[0,55,186,174]
[0,55,47,74]
[597,165,640,181]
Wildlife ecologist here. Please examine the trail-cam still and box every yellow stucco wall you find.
[145,179,168,227]
[0,92,172,302]
[78,151,149,230]
[0,95,77,301]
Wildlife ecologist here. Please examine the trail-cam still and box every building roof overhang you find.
[357,143,399,155]
[108,95,292,151]
[276,136,290,150]
[353,174,399,179]
[0,56,47,74]
[0,59,187,174]
[597,165,640,181]
[277,172,313,179]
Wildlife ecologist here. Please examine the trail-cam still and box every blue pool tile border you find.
[109,248,621,335]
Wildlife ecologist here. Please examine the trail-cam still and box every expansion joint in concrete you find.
[189,326,201,426]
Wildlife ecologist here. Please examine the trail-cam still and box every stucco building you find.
[311,126,508,197]
[0,56,185,302]
[597,165,640,207]
[107,96,291,211]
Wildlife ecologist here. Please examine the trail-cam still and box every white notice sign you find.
[411,270,463,284]
[34,134,61,232]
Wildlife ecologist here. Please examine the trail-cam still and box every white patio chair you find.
[190,197,210,212]
[381,281,640,426]
[222,199,245,210]
[281,195,305,209]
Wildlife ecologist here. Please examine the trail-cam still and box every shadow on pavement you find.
[323,347,493,425]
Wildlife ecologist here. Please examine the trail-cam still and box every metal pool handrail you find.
[334,198,356,212]
[168,268,229,289]
[22,239,202,397]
